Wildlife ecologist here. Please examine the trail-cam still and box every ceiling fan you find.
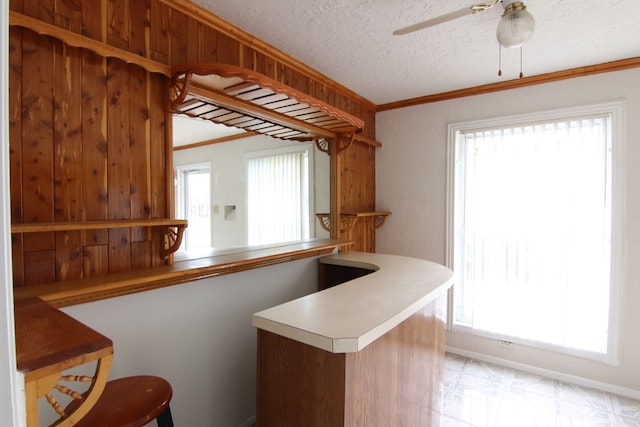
[393,0,535,49]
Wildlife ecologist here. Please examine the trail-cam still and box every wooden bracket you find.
[316,212,390,235]
[162,223,187,259]
[336,133,356,153]
[314,133,357,156]
[314,138,330,154]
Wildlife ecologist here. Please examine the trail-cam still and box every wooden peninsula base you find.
[253,252,453,427]
[257,298,446,426]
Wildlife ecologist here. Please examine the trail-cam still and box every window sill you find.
[13,239,352,308]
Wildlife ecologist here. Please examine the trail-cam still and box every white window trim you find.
[174,162,212,252]
[445,101,626,365]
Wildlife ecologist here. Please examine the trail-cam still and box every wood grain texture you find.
[9,0,379,292]
[256,296,447,427]
[257,330,347,427]
[13,239,351,308]
[14,297,114,427]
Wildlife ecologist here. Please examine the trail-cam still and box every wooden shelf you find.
[13,239,352,308]
[316,212,391,233]
[11,219,188,259]
[170,62,364,143]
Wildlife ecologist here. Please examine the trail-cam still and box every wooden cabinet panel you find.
[257,299,446,426]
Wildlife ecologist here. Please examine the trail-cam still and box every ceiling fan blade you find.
[393,7,475,36]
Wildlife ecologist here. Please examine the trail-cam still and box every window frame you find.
[445,101,626,365]
[174,162,212,252]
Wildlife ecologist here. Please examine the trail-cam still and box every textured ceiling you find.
[191,0,640,106]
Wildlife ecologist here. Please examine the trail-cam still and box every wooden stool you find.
[70,375,174,427]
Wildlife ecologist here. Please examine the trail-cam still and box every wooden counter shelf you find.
[15,297,114,426]
[11,219,188,259]
[13,238,352,308]
[316,211,391,233]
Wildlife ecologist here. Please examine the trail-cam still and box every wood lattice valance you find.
[170,63,364,142]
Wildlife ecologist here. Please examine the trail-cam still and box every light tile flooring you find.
[440,353,640,426]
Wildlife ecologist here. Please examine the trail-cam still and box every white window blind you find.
[449,108,620,359]
[247,147,310,246]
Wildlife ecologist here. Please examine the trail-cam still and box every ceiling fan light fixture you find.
[496,1,535,48]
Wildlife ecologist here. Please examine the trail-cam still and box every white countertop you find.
[252,252,453,353]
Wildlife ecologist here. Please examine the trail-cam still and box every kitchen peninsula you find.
[253,251,454,426]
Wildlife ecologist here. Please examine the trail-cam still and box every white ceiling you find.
[192,0,640,106]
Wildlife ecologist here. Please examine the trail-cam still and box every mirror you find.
[172,114,330,258]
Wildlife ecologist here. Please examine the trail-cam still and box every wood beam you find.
[173,131,258,151]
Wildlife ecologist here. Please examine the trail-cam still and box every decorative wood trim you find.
[314,138,330,154]
[170,62,364,142]
[155,0,376,112]
[13,239,353,308]
[9,11,171,77]
[173,131,257,151]
[377,57,640,112]
[316,212,391,233]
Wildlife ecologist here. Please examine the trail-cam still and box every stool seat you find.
[70,375,173,427]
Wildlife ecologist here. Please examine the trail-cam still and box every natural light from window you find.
[447,103,623,362]
[246,146,312,246]
[175,164,211,251]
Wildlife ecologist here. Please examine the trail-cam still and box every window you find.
[447,102,624,363]
[175,163,211,251]
[246,145,312,246]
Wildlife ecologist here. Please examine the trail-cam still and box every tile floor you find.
[440,353,640,426]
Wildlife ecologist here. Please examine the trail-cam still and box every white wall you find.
[63,255,322,427]
[376,68,640,395]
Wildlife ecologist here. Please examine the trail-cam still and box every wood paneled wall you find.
[9,0,378,288]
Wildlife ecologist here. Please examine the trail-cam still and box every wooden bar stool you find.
[70,375,174,427]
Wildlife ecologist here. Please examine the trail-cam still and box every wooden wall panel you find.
[198,24,217,64]
[107,0,131,50]
[53,0,83,33]
[53,42,84,280]
[149,0,169,64]
[254,51,276,80]
[168,9,188,65]
[9,0,379,288]
[129,0,150,57]
[21,28,55,286]
[129,68,151,221]
[149,73,168,267]
[80,49,109,272]
[106,58,132,273]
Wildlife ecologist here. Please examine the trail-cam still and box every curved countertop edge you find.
[252,252,454,353]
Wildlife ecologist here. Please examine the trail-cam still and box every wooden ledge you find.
[11,219,188,259]
[13,239,352,308]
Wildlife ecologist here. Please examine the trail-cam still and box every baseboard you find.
[446,346,640,401]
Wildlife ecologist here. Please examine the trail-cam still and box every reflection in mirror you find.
[172,114,330,258]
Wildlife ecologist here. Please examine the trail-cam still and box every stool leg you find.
[156,406,174,427]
